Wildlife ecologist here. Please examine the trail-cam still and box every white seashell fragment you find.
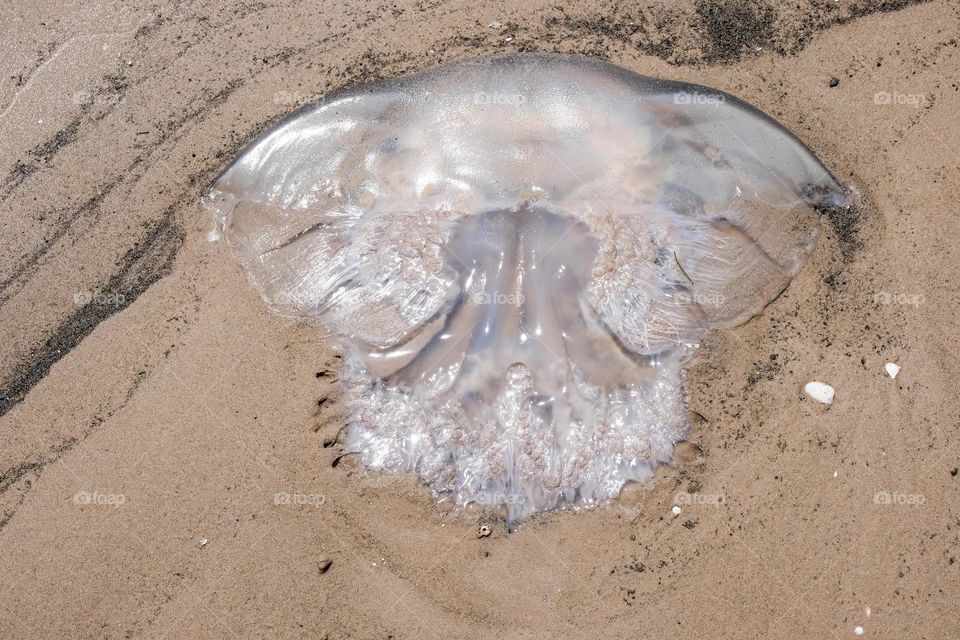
[884,362,900,379]
[804,381,835,404]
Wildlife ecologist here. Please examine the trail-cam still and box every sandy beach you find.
[1,0,958,637]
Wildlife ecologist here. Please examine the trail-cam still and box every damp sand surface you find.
[0,1,958,638]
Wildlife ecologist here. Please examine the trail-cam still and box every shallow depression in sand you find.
[207,53,847,521]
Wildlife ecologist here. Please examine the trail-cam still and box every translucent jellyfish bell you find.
[208,53,847,521]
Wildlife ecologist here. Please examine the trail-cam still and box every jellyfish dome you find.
[208,53,847,521]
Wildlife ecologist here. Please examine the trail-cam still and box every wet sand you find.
[1,1,958,638]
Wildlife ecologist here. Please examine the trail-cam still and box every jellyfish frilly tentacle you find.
[208,53,847,521]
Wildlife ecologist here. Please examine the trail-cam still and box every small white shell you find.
[884,362,901,379]
[804,381,835,404]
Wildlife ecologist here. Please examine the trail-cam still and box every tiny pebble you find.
[829,77,840,87]
[477,525,492,538]
[318,557,333,574]
[854,626,864,636]
[199,538,208,547]
[885,362,901,379]
[488,20,502,29]
[671,505,681,516]
[804,381,835,404]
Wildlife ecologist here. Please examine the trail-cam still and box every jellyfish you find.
[207,53,847,521]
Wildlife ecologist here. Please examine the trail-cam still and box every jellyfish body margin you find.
[207,53,848,521]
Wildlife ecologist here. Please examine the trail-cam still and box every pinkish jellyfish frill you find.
[207,53,847,521]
